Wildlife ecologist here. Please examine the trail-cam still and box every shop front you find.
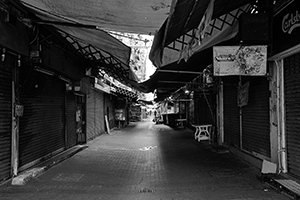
[215,45,272,167]
[269,0,300,178]
[0,53,13,182]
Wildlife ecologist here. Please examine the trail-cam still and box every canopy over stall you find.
[149,0,255,67]
[16,0,172,91]
[20,0,172,35]
[144,0,270,101]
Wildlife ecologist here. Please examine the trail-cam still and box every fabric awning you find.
[54,26,138,82]
[150,0,255,67]
[143,33,242,100]
[21,2,132,66]
[20,0,171,35]
[142,47,213,100]
[18,0,156,87]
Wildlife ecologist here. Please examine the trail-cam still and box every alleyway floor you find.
[0,118,290,200]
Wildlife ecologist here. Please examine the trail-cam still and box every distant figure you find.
[154,110,157,117]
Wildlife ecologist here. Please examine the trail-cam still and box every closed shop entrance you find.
[284,53,300,178]
[0,56,12,181]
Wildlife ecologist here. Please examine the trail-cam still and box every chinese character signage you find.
[213,46,267,76]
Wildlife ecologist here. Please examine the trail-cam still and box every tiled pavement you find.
[0,119,290,200]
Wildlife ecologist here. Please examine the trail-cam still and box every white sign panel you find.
[213,45,267,76]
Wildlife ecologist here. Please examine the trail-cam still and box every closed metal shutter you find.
[66,92,77,148]
[0,58,12,181]
[241,77,270,158]
[104,94,116,128]
[86,89,105,140]
[95,91,105,135]
[19,72,65,169]
[223,77,240,148]
[86,89,96,140]
[284,53,300,178]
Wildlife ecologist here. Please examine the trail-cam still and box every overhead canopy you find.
[150,0,255,67]
[143,32,246,101]
[142,47,213,101]
[20,0,171,35]
[54,26,138,82]
[17,0,170,88]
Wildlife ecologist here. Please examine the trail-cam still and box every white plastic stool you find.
[192,124,212,142]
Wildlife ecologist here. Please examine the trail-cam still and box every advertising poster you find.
[213,45,267,76]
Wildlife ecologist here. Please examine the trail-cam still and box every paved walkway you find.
[0,119,290,200]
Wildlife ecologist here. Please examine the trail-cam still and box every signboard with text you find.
[273,0,300,54]
[213,46,267,76]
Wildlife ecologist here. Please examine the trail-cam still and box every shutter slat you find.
[19,73,65,169]
[284,53,300,178]
[241,78,270,157]
[0,61,12,181]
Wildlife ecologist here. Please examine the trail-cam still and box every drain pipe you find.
[277,60,287,173]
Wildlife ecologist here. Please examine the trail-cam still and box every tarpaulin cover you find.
[20,1,132,65]
[20,0,171,35]
[54,25,131,66]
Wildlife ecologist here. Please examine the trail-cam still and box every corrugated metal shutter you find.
[104,94,116,129]
[241,77,270,158]
[86,89,96,140]
[284,53,300,178]
[86,89,105,140]
[95,91,105,135]
[66,92,77,148]
[0,58,12,181]
[19,72,65,169]
[223,77,240,148]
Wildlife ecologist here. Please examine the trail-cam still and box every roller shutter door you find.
[241,77,270,158]
[95,91,105,135]
[86,89,105,141]
[19,72,65,169]
[86,90,96,140]
[223,77,240,148]
[0,58,12,181]
[284,53,300,178]
[66,92,77,148]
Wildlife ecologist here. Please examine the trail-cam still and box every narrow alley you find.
[0,119,289,200]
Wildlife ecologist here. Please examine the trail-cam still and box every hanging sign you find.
[237,82,250,107]
[115,109,125,121]
[213,45,267,76]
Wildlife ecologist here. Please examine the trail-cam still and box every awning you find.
[143,32,243,101]
[142,47,213,101]
[19,0,171,35]
[150,0,255,67]
[54,26,138,82]
[20,2,132,67]
[17,0,150,88]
